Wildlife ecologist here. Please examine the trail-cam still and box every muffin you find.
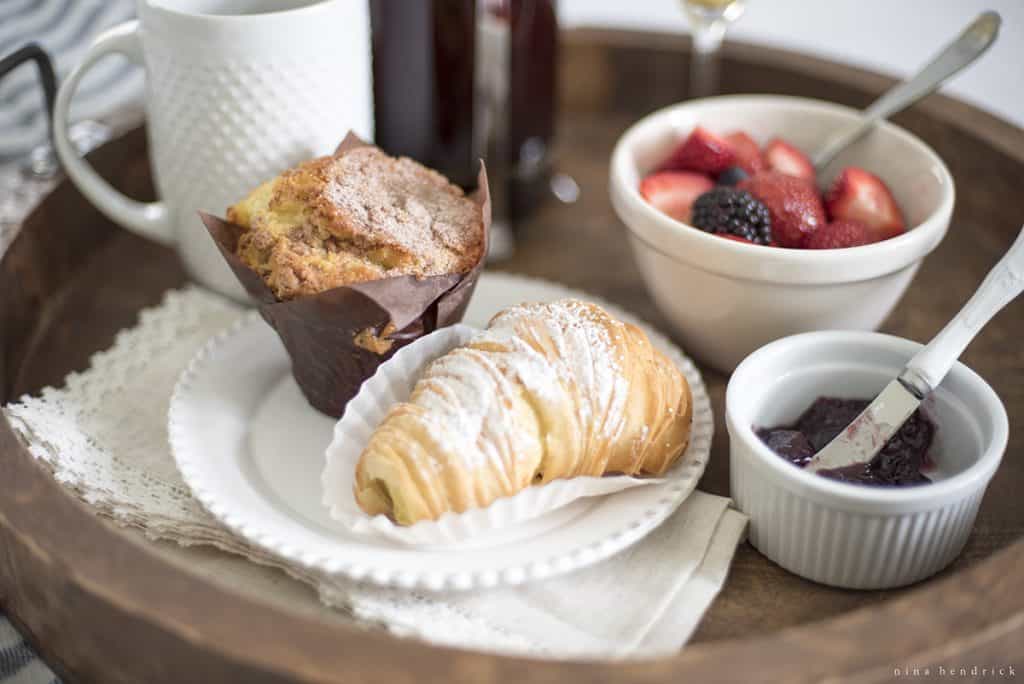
[228,146,485,300]
[199,132,489,417]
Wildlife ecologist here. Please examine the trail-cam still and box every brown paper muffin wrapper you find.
[199,132,490,417]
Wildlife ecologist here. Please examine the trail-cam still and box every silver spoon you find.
[808,224,1024,473]
[812,11,1000,175]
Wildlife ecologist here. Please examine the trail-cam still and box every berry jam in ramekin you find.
[757,397,935,486]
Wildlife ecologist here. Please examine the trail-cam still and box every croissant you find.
[354,299,693,524]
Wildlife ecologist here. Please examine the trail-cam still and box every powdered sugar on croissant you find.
[354,299,693,524]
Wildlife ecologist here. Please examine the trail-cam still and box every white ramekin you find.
[726,331,1008,589]
[609,95,955,373]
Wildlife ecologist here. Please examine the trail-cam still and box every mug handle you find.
[53,21,173,246]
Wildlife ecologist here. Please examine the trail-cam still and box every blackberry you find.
[716,166,749,186]
[690,187,772,244]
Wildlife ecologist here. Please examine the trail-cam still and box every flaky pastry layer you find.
[354,299,693,525]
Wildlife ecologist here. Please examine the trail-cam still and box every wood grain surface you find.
[1,29,1022,682]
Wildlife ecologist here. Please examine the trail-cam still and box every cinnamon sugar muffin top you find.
[227,146,484,300]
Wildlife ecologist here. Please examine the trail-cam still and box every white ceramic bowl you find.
[726,331,1007,589]
[609,95,955,372]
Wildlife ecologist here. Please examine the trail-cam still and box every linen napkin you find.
[3,285,746,660]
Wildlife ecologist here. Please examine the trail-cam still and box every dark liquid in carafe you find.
[370,0,478,189]
[370,0,557,220]
[504,0,558,219]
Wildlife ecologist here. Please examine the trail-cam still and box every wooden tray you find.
[2,29,1023,682]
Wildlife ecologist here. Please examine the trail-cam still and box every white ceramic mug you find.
[53,0,373,300]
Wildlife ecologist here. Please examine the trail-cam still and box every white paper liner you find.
[321,324,668,547]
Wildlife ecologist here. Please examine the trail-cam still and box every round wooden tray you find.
[2,29,1022,682]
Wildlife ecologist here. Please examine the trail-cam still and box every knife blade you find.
[805,378,923,473]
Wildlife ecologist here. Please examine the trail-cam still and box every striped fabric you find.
[0,0,142,163]
[0,620,57,684]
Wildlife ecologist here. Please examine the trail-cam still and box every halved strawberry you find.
[659,126,735,175]
[805,220,872,249]
[739,172,826,248]
[763,138,815,181]
[825,167,905,242]
[724,131,766,175]
[639,171,715,223]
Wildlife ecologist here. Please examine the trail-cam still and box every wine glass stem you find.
[689,20,727,98]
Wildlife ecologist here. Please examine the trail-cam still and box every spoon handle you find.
[812,11,1000,173]
[900,225,1024,396]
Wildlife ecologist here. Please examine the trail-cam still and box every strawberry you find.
[659,126,735,175]
[825,167,905,242]
[739,172,826,248]
[724,131,766,175]
[806,220,872,249]
[639,171,715,223]
[763,138,815,181]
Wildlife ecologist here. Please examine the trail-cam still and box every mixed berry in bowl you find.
[639,126,906,249]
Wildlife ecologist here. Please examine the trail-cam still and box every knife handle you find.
[903,225,1024,394]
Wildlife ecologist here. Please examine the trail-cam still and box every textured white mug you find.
[53,0,373,300]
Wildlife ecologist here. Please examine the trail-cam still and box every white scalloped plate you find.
[169,272,714,591]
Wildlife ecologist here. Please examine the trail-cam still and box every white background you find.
[561,0,1024,127]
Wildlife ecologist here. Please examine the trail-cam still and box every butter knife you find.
[808,225,1024,473]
